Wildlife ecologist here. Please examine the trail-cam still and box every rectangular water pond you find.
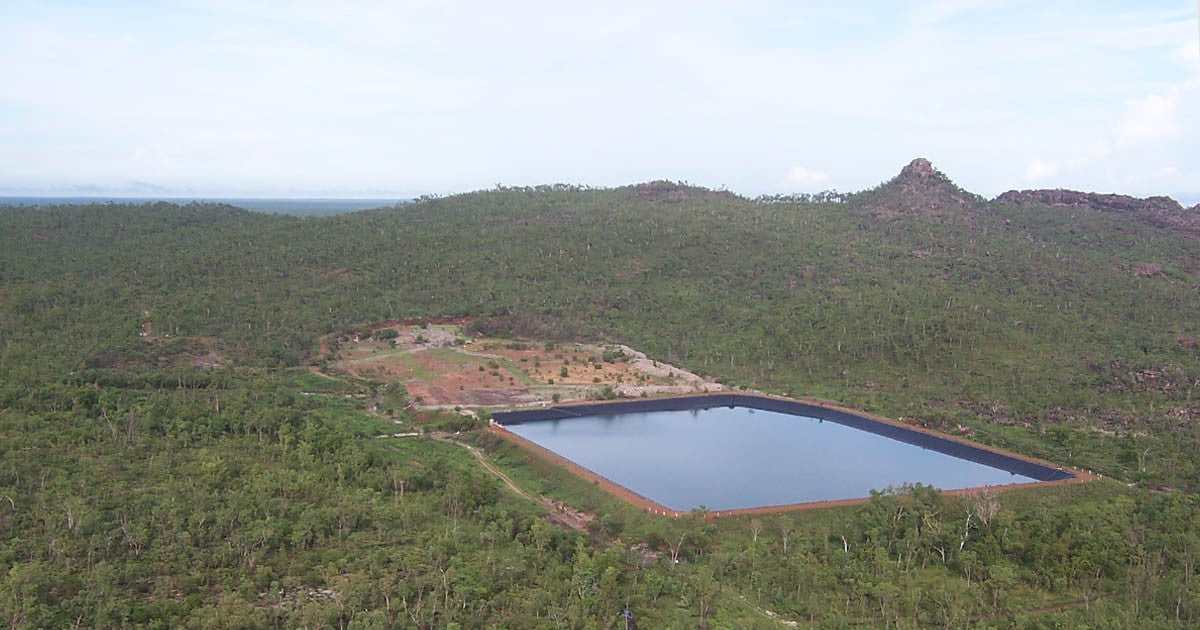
[496,395,1074,512]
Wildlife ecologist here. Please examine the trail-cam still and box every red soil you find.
[332,332,682,407]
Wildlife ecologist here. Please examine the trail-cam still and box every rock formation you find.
[859,158,978,219]
[995,189,1200,237]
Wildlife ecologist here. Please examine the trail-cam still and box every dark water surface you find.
[506,406,1036,511]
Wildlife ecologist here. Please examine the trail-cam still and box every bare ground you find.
[321,324,722,409]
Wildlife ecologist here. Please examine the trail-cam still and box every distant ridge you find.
[847,158,1200,238]
[0,196,400,217]
[995,188,1200,238]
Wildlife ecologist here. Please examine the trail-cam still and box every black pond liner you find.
[492,394,1075,483]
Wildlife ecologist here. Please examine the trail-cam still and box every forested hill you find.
[4,162,1200,479]
[4,159,1200,481]
[4,161,1200,626]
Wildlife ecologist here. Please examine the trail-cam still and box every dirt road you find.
[431,432,594,531]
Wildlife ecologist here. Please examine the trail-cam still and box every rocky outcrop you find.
[628,181,737,204]
[995,188,1182,214]
[892,158,951,192]
[858,158,979,219]
[632,181,689,203]
[995,189,1200,237]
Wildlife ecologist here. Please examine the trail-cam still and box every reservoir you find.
[498,397,1061,512]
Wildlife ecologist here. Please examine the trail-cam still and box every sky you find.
[1,0,1197,201]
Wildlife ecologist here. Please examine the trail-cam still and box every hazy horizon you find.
[2,172,1197,208]
[2,1,1197,200]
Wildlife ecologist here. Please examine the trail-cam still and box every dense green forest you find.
[4,162,1200,627]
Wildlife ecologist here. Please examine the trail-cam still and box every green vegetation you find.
[3,172,1200,626]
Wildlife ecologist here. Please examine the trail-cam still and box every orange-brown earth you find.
[320,323,722,408]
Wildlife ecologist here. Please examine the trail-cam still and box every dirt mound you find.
[995,189,1199,237]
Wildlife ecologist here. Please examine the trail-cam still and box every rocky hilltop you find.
[995,188,1200,238]
[858,158,980,219]
[628,180,737,203]
[855,160,1199,238]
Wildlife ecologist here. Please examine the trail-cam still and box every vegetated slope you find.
[3,164,1200,627]
[4,167,1197,484]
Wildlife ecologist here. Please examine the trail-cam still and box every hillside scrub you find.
[4,166,1200,625]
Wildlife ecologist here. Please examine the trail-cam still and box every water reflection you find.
[507,407,1037,511]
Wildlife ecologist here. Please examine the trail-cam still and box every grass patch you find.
[284,367,359,393]
[472,431,654,525]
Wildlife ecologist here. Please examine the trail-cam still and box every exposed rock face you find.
[901,157,937,179]
[995,189,1200,237]
[860,158,977,219]
[629,180,737,204]
[891,158,953,197]
[995,188,1182,214]
[632,181,689,203]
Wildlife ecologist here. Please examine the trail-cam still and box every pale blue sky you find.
[1,1,1197,201]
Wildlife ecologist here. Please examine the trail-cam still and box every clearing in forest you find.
[321,322,722,408]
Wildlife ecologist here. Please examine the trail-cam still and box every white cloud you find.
[1175,37,1200,62]
[1152,165,1181,180]
[912,0,1009,26]
[0,1,1197,197]
[1024,158,1059,181]
[780,166,830,190]
[1116,89,1181,147]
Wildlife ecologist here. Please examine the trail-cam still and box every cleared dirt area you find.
[321,323,722,408]
[137,319,226,370]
